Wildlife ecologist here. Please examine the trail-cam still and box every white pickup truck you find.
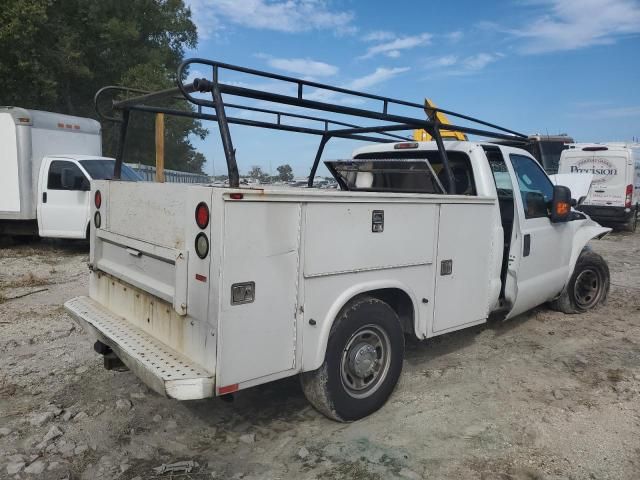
[65,60,611,421]
[0,107,139,240]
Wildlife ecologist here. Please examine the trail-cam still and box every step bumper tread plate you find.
[64,296,214,400]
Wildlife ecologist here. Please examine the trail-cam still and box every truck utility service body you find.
[558,143,640,231]
[66,59,610,421]
[0,107,138,239]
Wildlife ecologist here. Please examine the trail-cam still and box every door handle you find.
[42,192,47,203]
[523,234,531,257]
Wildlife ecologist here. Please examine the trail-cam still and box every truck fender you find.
[565,220,610,286]
[302,280,420,373]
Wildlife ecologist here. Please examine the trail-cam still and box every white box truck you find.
[0,107,139,239]
[558,143,640,232]
[65,60,612,421]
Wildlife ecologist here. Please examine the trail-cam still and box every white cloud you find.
[463,52,502,70]
[260,56,339,77]
[600,105,640,118]
[186,69,206,83]
[429,55,458,68]
[510,0,640,53]
[360,33,432,59]
[185,0,356,39]
[362,30,396,42]
[424,53,503,76]
[445,31,463,43]
[347,67,411,90]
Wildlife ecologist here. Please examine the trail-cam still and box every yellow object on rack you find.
[413,98,468,142]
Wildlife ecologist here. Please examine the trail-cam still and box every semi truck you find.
[0,107,139,240]
[65,59,611,421]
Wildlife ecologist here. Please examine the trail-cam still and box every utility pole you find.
[155,113,165,183]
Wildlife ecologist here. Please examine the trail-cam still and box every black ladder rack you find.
[95,57,528,193]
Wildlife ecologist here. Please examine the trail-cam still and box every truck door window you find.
[47,161,88,191]
[510,154,554,219]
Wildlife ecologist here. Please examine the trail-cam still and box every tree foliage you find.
[248,165,267,181]
[276,164,294,182]
[0,0,207,173]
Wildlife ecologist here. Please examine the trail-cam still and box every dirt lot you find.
[1,231,639,480]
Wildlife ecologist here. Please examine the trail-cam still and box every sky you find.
[181,0,640,177]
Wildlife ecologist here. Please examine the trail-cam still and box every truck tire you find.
[549,249,609,314]
[300,296,404,422]
[622,207,638,233]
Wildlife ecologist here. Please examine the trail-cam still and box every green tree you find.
[248,165,266,182]
[276,164,294,182]
[0,0,207,173]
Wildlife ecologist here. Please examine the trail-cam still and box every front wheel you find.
[300,297,404,422]
[550,249,610,314]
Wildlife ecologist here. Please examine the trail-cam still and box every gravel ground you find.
[0,231,639,480]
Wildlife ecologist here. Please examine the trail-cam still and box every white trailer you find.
[0,107,139,239]
[65,59,612,421]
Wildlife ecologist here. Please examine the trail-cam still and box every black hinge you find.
[42,192,47,203]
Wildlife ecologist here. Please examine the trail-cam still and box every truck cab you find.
[330,141,609,319]
[0,107,140,240]
[36,155,139,239]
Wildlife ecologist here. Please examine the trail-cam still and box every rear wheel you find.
[550,249,609,314]
[622,207,638,233]
[300,296,404,422]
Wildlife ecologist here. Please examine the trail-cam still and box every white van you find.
[0,107,139,239]
[558,143,640,231]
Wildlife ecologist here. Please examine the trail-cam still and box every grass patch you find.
[607,368,626,383]
[4,272,50,289]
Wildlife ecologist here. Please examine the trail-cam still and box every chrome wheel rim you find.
[340,325,391,399]
[574,268,603,309]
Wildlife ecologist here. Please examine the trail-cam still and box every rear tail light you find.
[625,184,633,208]
[195,233,209,259]
[394,142,419,149]
[582,146,608,151]
[195,202,209,229]
[95,190,102,209]
[94,211,102,229]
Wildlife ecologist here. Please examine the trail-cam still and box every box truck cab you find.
[558,143,640,231]
[0,107,139,239]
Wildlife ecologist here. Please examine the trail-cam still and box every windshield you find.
[79,160,141,181]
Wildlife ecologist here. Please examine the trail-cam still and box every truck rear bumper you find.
[578,204,632,223]
[64,296,214,400]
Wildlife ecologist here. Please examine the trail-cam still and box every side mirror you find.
[61,168,75,189]
[551,185,572,223]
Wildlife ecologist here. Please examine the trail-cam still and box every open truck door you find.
[488,148,575,318]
